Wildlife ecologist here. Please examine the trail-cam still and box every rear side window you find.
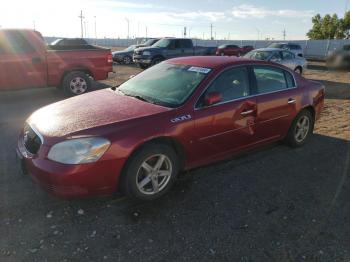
[201,66,250,104]
[282,51,295,60]
[289,44,301,50]
[4,31,35,53]
[181,39,192,48]
[228,45,239,48]
[285,71,296,88]
[253,66,287,94]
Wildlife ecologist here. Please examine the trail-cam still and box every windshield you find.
[244,50,272,60]
[152,39,171,48]
[118,63,209,107]
[143,39,157,46]
[268,43,284,48]
[124,45,136,51]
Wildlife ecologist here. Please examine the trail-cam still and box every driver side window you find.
[198,67,250,107]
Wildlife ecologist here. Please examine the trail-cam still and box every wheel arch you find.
[118,136,187,191]
[60,68,94,88]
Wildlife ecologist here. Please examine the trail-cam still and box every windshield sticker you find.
[188,66,211,74]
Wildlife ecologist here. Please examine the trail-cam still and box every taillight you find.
[107,53,113,64]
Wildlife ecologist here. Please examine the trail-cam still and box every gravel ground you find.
[0,62,349,261]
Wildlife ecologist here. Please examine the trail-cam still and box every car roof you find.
[254,48,282,52]
[167,56,271,69]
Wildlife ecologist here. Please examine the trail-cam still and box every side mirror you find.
[204,92,222,107]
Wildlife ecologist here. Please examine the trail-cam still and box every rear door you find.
[194,66,258,160]
[252,65,299,141]
[0,31,46,90]
[280,51,296,70]
[180,39,194,56]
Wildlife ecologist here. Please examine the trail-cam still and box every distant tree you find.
[307,11,350,39]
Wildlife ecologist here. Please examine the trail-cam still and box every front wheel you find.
[138,63,149,69]
[120,143,180,200]
[285,110,314,147]
[123,56,132,65]
[151,57,163,66]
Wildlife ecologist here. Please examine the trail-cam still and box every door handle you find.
[288,98,296,104]
[241,109,254,116]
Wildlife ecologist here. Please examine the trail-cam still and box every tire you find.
[62,71,91,97]
[151,56,164,66]
[138,63,149,69]
[123,56,132,65]
[120,143,180,201]
[285,109,314,148]
[294,67,302,74]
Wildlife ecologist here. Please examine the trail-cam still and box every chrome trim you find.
[287,99,296,104]
[194,63,298,111]
[241,110,254,115]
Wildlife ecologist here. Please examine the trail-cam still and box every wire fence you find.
[44,36,350,60]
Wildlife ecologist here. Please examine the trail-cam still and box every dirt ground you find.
[0,61,350,261]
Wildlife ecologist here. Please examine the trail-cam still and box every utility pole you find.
[146,26,148,39]
[184,27,187,38]
[78,10,84,38]
[283,29,286,40]
[94,16,97,39]
[210,23,213,40]
[125,18,129,39]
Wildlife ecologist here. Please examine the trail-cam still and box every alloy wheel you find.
[136,154,172,195]
[294,115,310,143]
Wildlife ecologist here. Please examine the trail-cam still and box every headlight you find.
[143,51,151,56]
[48,137,110,164]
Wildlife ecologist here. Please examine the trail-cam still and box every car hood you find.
[113,50,132,55]
[27,89,170,143]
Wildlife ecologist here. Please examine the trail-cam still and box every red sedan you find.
[216,45,254,56]
[17,56,325,200]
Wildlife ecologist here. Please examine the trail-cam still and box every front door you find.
[0,31,46,90]
[194,66,258,161]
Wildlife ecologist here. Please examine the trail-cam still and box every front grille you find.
[23,124,42,155]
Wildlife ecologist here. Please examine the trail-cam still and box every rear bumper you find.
[16,137,126,199]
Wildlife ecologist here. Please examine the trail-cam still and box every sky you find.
[0,0,349,40]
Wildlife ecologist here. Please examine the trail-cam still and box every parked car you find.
[50,38,88,46]
[17,56,325,200]
[216,44,254,56]
[244,48,307,74]
[0,29,113,96]
[326,44,350,70]
[267,43,304,57]
[133,38,215,69]
[135,38,161,48]
[112,45,137,64]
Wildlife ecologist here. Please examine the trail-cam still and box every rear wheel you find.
[62,71,91,96]
[120,143,179,200]
[285,110,314,147]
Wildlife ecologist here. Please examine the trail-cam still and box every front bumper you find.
[16,136,126,199]
[133,55,152,64]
